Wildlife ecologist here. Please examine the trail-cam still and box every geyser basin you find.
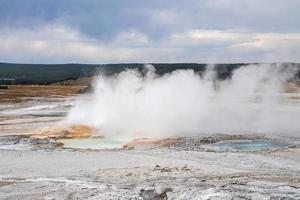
[212,140,291,152]
[59,137,130,150]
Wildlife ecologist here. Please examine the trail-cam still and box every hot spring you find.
[60,137,127,150]
[60,63,300,149]
[211,139,292,152]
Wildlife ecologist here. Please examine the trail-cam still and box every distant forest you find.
[0,62,299,85]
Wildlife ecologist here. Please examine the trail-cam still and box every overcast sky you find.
[0,0,300,63]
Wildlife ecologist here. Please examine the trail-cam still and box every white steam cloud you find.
[66,64,300,138]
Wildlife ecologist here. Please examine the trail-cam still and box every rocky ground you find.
[0,135,299,200]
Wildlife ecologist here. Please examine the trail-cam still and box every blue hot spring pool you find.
[59,137,130,150]
[212,140,291,152]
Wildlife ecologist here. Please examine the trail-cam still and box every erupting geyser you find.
[66,64,300,138]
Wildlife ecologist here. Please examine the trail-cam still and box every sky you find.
[0,0,300,64]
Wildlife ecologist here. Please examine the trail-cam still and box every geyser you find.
[66,64,300,138]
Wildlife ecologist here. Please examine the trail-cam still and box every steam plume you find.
[66,64,300,138]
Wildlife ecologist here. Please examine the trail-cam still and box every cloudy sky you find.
[0,0,300,63]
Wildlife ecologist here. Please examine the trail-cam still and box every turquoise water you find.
[213,140,290,151]
[60,137,129,150]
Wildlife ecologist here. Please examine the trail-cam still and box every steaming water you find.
[66,64,300,138]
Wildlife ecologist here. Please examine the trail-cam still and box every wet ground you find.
[0,85,83,135]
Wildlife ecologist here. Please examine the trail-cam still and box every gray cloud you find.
[0,0,299,63]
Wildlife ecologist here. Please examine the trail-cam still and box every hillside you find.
[0,63,299,85]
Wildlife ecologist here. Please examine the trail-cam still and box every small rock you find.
[140,187,173,200]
